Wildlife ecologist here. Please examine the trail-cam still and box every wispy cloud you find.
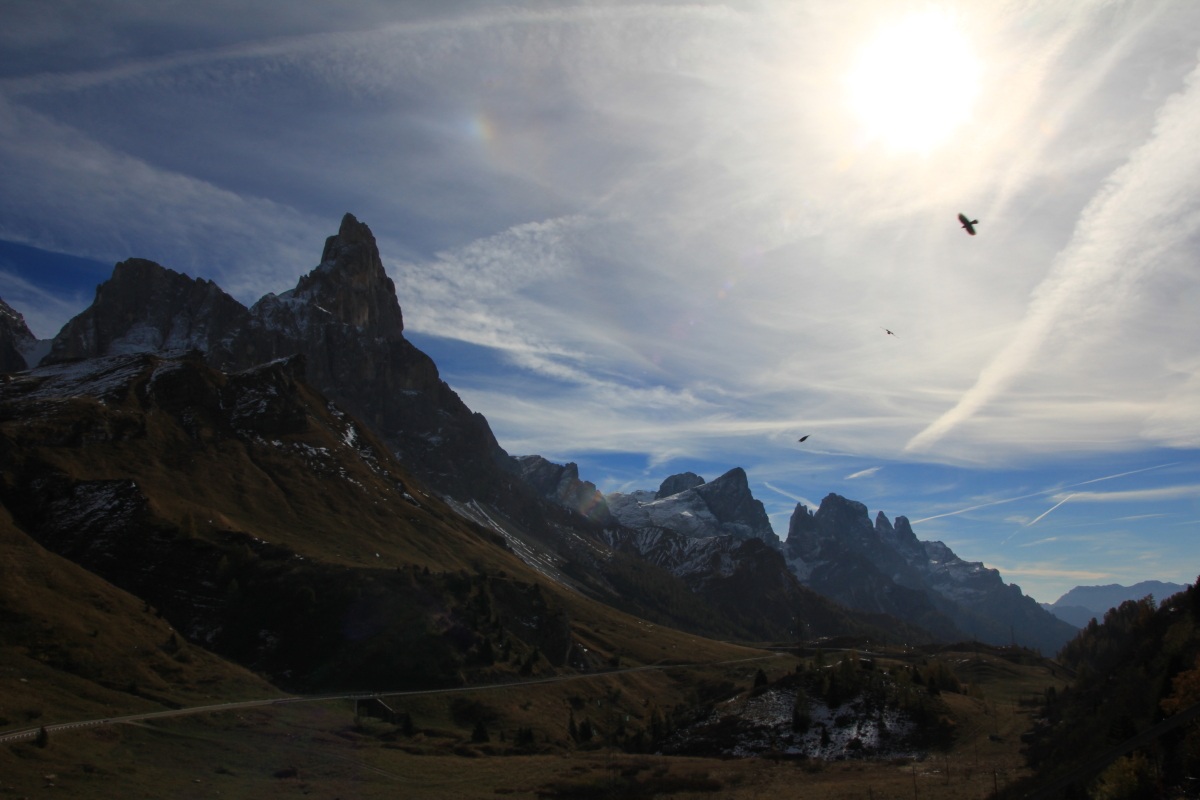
[1055,484,1200,503]
[906,54,1200,453]
[991,564,1113,583]
[845,466,881,480]
[911,463,1181,525]
[0,268,88,339]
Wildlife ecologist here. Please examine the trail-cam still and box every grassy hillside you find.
[0,642,1067,798]
[0,354,762,704]
[0,506,276,729]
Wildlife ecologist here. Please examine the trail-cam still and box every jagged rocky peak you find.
[693,468,777,544]
[45,258,250,365]
[813,493,870,531]
[875,511,923,558]
[510,455,612,524]
[290,213,404,338]
[608,466,779,546]
[656,472,705,499]
[1,296,36,373]
[780,491,1077,652]
[787,506,816,537]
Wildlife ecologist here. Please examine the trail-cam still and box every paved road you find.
[0,654,778,744]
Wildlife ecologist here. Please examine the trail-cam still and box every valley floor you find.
[1,646,1057,799]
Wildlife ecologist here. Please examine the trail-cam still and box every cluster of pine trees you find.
[1007,579,1200,798]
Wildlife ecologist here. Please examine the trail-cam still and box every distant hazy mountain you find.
[1041,581,1189,627]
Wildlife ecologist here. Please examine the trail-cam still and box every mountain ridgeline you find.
[2,214,1076,664]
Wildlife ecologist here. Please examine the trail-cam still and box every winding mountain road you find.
[0,654,779,744]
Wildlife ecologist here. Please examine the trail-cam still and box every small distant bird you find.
[798,435,809,443]
[881,327,896,336]
[958,213,979,236]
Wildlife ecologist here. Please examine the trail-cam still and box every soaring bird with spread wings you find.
[958,213,979,235]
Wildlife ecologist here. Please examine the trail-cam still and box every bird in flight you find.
[958,213,979,235]
[881,327,896,337]
[798,435,809,443]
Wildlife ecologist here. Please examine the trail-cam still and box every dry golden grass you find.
[1,644,1064,799]
[0,508,275,731]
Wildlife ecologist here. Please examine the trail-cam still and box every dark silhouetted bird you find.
[798,435,809,443]
[958,213,978,235]
[882,327,896,336]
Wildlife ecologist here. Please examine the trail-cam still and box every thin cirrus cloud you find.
[906,52,1200,454]
[1055,484,1200,504]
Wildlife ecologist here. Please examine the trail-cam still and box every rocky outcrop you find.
[1,297,38,373]
[510,455,612,524]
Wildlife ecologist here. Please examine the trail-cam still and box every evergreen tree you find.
[792,687,812,733]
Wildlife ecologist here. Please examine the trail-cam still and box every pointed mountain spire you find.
[293,213,404,338]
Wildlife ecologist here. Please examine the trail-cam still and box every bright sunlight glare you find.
[845,10,981,153]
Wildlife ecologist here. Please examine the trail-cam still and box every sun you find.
[845,9,981,153]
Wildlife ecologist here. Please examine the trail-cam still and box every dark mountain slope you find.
[0,504,276,728]
[0,350,761,696]
[1003,581,1200,798]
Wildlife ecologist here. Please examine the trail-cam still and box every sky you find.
[2,0,1200,604]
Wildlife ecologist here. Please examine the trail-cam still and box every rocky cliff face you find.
[607,468,779,547]
[46,258,250,364]
[510,455,612,524]
[40,214,510,504]
[784,494,1077,653]
[0,350,584,690]
[0,297,37,373]
[599,525,930,643]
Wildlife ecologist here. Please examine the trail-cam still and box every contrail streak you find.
[1026,493,1075,527]
[1000,492,1075,545]
[910,462,1179,525]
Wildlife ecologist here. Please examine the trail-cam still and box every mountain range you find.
[1040,580,1188,628]
[1,213,1081,680]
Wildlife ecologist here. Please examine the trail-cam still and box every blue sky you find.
[3,0,1200,603]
